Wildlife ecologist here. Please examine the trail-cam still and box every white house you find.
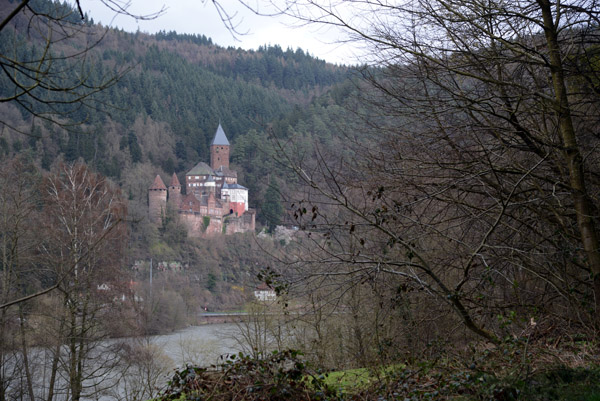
[254,283,276,301]
[221,183,249,211]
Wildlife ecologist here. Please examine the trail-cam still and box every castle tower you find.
[210,123,230,170]
[168,172,182,208]
[148,175,167,224]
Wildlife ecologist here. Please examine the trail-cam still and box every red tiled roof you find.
[149,175,167,190]
[170,173,181,187]
[257,282,274,291]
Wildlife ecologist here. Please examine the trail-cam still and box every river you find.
[143,323,244,368]
[4,323,247,401]
[101,323,246,400]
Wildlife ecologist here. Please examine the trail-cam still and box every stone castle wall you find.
[179,212,222,237]
[225,210,255,234]
[178,209,255,237]
[168,187,181,208]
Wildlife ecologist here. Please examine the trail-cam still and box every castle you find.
[148,124,256,236]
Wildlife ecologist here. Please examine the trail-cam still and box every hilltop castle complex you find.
[148,124,255,235]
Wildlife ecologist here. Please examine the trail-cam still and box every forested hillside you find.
[0,0,351,218]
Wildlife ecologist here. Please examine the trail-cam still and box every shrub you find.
[158,349,339,400]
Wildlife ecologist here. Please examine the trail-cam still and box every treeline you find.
[155,30,214,46]
[211,44,347,90]
[153,30,348,90]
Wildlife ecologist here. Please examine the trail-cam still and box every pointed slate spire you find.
[211,123,230,146]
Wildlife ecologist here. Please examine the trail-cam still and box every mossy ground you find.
[316,347,600,400]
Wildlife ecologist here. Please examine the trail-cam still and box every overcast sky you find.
[81,0,360,65]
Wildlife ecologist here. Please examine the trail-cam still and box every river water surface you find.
[146,323,244,367]
[5,323,246,401]
[95,323,247,400]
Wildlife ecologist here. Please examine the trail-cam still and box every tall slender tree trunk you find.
[0,309,7,401]
[18,306,35,401]
[538,0,600,317]
[46,313,66,401]
[68,299,81,401]
[45,342,61,401]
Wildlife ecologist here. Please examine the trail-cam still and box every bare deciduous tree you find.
[39,161,127,400]
[273,0,600,344]
[0,156,41,401]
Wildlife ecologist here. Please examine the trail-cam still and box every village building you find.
[148,124,255,236]
[254,283,277,302]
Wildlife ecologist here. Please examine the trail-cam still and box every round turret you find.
[168,172,182,208]
[148,175,167,224]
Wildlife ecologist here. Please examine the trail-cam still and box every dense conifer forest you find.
[0,0,350,182]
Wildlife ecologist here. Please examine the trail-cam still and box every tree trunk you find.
[538,0,600,317]
[18,306,35,401]
[46,340,62,401]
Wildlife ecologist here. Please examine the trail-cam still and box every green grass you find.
[312,364,600,400]
[322,367,372,391]
[316,364,404,393]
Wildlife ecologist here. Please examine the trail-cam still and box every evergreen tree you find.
[262,178,283,232]
[127,131,143,163]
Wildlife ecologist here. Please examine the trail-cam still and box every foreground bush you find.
[158,338,600,400]
[158,349,339,400]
